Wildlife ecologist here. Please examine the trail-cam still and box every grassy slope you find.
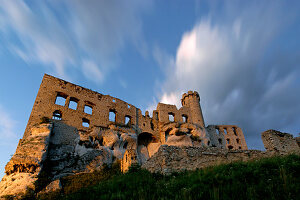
[41,155,300,200]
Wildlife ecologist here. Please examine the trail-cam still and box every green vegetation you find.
[40,155,299,200]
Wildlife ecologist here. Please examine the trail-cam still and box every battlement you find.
[181,91,200,106]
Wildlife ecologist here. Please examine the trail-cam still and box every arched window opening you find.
[69,97,78,110]
[232,127,238,136]
[82,118,90,128]
[84,105,93,115]
[223,128,227,135]
[182,114,188,123]
[55,93,67,106]
[127,104,130,109]
[226,139,230,144]
[109,110,116,122]
[207,141,210,146]
[125,116,131,125]
[218,138,222,144]
[238,146,242,149]
[228,145,234,150]
[112,99,116,103]
[168,113,174,122]
[236,138,240,144]
[52,110,62,120]
[216,128,220,135]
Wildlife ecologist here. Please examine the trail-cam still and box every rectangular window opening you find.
[69,98,78,110]
[52,110,62,120]
[109,110,116,122]
[84,105,93,115]
[168,113,174,122]
[82,118,90,127]
[55,93,67,106]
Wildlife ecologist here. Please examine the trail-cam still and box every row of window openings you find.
[168,113,188,122]
[52,110,91,127]
[109,111,131,125]
[53,110,131,127]
[226,138,240,144]
[55,96,93,115]
[56,95,131,115]
[216,127,238,136]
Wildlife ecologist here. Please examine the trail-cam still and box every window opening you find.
[82,118,90,128]
[55,93,67,106]
[182,115,188,123]
[125,116,131,125]
[112,99,116,103]
[155,112,159,120]
[216,128,220,135]
[52,110,62,120]
[238,146,242,149]
[109,110,116,122]
[69,97,78,110]
[218,138,222,144]
[127,104,130,109]
[207,141,210,146]
[228,145,233,150]
[233,127,238,136]
[168,113,174,122]
[236,138,240,144]
[223,128,227,134]
[226,139,230,144]
[84,105,93,115]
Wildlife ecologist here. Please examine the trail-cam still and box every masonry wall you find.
[24,74,152,139]
[23,74,247,151]
[261,130,299,153]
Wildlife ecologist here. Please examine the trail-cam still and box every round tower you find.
[181,91,205,127]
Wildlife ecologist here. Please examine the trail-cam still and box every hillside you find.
[32,154,300,200]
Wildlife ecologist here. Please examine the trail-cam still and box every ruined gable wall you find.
[23,74,155,139]
[215,125,247,150]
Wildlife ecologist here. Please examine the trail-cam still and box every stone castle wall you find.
[22,74,247,150]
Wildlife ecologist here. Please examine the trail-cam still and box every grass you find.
[37,154,299,200]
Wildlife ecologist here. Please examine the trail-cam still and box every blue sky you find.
[0,0,300,179]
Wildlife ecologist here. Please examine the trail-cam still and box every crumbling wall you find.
[214,125,247,150]
[142,145,267,175]
[261,130,299,154]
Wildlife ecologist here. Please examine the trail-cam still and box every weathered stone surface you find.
[0,173,37,197]
[262,130,299,154]
[142,145,269,175]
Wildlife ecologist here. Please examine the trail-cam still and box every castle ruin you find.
[1,74,298,197]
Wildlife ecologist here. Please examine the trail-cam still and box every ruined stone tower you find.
[181,91,205,127]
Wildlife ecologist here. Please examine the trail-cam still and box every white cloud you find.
[154,2,300,149]
[82,60,103,84]
[0,0,151,82]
